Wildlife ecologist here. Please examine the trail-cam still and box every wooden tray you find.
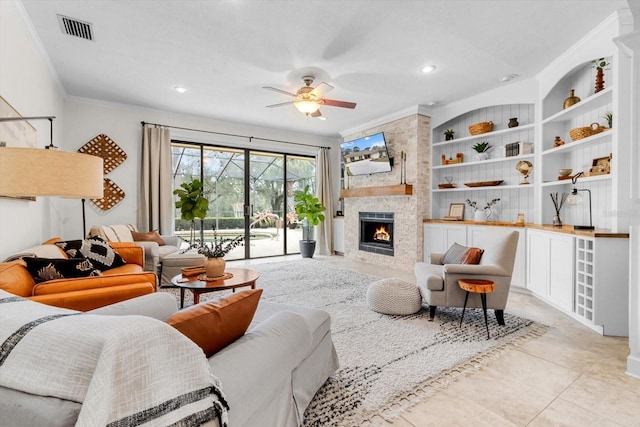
[437,183,457,189]
[464,180,504,187]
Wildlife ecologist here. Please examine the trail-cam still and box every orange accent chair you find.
[0,241,157,311]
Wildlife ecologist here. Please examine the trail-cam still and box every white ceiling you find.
[20,0,630,138]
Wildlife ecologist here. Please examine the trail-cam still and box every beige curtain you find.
[138,124,172,234]
[315,147,334,255]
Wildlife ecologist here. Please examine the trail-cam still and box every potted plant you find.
[471,141,492,161]
[173,179,209,245]
[293,185,326,258]
[188,231,244,278]
[444,129,455,141]
[604,112,613,128]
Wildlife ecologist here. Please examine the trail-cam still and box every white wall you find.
[0,0,66,260]
[61,98,339,239]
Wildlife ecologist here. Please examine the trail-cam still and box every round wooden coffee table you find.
[171,268,260,308]
[458,278,495,339]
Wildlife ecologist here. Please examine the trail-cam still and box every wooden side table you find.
[458,279,495,339]
[171,268,259,308]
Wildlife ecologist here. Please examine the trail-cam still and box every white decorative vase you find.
[474,152,489,161]
[204,257,225,278]
[474,210,487,222]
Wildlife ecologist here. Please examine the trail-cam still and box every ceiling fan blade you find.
[310,110,322,118]
[266,101,295,108]
[321,98,357,109]
[310,82,334,98]
[263,86,297,97]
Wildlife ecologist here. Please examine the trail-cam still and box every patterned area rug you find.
[161,258,548,426]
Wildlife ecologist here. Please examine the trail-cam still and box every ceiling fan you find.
[263,76,356,118]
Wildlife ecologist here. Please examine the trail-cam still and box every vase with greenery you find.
[604,112,613,128]
[173,179,209,245]
[471,141,492,161]
[187,231,244,278]
[293,185,326,258]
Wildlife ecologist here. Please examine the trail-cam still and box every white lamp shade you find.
[0,147,103,198]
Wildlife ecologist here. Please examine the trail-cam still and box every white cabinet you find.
[575,236,629,336]
[423,223,467,257]
[333,217,344,254]
[527,229,574,312]
[527,228,628,336]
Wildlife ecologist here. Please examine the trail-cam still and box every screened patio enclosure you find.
[172,142,316,259]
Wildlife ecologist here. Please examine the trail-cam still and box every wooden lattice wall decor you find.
[79,133,127,211]
[78,134,127,174]
[91,178,125,211]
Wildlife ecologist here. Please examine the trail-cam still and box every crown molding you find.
[339,105,431,138]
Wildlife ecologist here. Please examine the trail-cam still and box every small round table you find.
[171,268,260,308]
[458,279,495,339]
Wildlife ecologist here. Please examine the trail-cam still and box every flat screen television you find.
[340,132,392,176]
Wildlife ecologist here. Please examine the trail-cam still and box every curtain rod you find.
[140,121,331,150]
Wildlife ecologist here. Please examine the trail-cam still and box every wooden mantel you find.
[340,184,413,198]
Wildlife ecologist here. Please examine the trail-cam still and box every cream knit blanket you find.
[0,290,228,426]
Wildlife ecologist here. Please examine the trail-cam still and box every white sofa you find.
[0,292,339,427]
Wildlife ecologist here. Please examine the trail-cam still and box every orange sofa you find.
[0,241,157,311]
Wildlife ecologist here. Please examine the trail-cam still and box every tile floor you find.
[229,254,640,426]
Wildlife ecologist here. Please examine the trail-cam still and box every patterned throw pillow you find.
[441,243,484,265]
[55,236,126,271]
[22,257,101,283]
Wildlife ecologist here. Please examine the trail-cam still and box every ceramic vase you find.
[204,257,225,278]
[508,117,519,128]
[474,152,489,161]
[595,68,605,93]
[474,210,487,222]
[563,89,581,109]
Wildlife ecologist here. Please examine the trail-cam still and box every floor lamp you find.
[0,117,103,237]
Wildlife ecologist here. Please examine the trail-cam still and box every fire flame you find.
[373,226,390,242]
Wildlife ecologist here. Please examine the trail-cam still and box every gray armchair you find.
[414,229,519,324]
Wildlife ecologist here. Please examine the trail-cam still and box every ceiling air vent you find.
[57,15,94,41]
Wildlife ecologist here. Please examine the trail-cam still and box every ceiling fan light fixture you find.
[294,99,320,114]
[422,64,437,73]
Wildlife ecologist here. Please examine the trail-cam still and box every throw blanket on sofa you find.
[0,290,228,427]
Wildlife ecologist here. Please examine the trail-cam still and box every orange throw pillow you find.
[166,289,262,357]
[460,247,484,264]
[131,230,166,246]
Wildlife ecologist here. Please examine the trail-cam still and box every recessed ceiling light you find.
[422,65,437,73]
[173,86,187,93]
[428,101,438,106]
[318,116,327,121]
[499,74,518,82]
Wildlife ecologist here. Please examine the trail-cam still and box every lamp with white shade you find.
[0,116,104,236]
[566,172,595,230]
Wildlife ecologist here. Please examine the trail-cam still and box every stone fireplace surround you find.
[340,112,431,271]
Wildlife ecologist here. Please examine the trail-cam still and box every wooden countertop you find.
[423,219,629,238]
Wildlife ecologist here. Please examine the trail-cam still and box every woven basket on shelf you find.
[569,123,606,141]
[468,121,493,135]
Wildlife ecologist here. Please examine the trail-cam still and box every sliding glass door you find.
[171,142,316,260]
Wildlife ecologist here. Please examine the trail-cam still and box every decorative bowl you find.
[558,168,572,177]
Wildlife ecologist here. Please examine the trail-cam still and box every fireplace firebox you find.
[359,212,394,256]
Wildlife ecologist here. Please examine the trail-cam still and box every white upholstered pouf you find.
[366,278,423,315]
